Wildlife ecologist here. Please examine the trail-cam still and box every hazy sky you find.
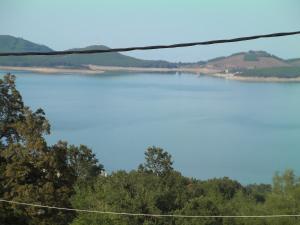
[1,0,299,62]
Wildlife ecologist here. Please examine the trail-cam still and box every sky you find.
[0,0,299,62]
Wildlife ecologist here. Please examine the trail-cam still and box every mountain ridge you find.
[0,35,176,68]
[0,35,299,71]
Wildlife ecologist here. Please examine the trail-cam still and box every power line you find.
[1,199,300,218]
[0,31,299,56]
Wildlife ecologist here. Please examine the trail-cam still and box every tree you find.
[0,74,76,225]
[0,73,24,145]
[0,74,106,225]
[200,177,244,200]
[0,74,27,224]
[263,170,300,225]
[138,146,173,176]
[67,144,104,183]
[175,197,222,225]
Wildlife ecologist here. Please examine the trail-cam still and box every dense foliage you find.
[1,74,300,225]
[238,66,300,78]
[0,74,103,225]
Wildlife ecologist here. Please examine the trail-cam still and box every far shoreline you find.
[0,66,105,74]
[1,65,300,83]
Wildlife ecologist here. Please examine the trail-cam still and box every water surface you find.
[1,70,300,184]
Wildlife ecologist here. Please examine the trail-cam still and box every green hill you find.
[0,35,176,68]
[43,45,176,68]
[0,35,53,53]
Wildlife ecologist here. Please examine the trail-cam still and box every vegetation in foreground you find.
[1,74,300,225]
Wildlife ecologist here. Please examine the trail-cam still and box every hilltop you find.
[0,35,52,53]
[204,51,289,69]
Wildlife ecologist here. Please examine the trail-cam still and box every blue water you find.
[1,70,300,184]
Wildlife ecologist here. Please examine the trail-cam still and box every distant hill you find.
[0,35,299,74]
[203,51,300,78]
[0,35,52,53]
[0,35,176,68]
[205,51,290,70]
[42,45,177,68]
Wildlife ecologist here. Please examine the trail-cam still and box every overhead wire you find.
[0,31,299,56]
[1,199,300,218]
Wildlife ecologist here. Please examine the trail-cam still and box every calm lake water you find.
[1,70,300,184]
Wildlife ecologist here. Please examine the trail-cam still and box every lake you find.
[1,70,300,184]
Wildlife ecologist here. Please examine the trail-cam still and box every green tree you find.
[263,170,300,225]
[67,144,104,184]
[0,74,105,225]
[138,146,173,176]
[0,73,24,145]
[0,74,27,224]
[175,197,222,225]
[72,171,162,225]
[0,74,75,225]
[200,177,244,200]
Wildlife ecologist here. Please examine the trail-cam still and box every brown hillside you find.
[206,51,290,70]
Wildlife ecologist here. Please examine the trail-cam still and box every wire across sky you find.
[0,30,299,56]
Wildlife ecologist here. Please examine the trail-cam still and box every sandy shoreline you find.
[0,65,220,75]
[0,66,105,74]
[0,65,183,75]
[1,65,300,82]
